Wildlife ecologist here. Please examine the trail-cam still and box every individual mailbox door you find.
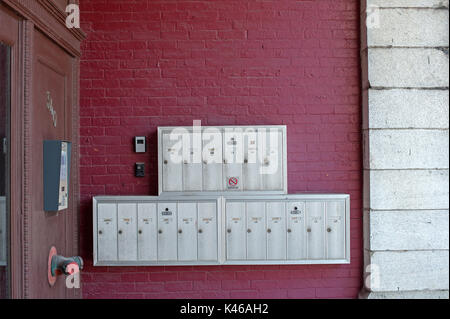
[326,201,346,259]
[182,133,203,192]
[306,202,325,259]
[243,129,262,191]
[246,202,266,260]
[117,204,137,261]
[177,202,198,261]
[137,203,157,261]
[157,203,177,261]
[287,202,306,260]
[97,203,117,261]
[266,202,286,260]
[223,130,243,191]
[226,201,246,260]
[260,128,283,191]
[202,129,223,191]
[198,202,218,261]
[162,132,183,192]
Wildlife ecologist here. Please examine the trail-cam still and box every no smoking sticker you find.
[227,177,239,189]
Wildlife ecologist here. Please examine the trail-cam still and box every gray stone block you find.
[369,250,449,291]
[367,9,449,47]
[366,290,449,299]
[368,48,449,88]
[367,0,449,8]
[369,169,449,210]
[367,210,449,250]
[365,129,449,169]
[366,89,449,129]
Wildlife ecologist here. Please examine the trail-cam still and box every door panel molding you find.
[2,0,84,57]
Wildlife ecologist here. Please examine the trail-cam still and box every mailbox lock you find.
[138,230,142,235]
[223,159,227,164]
[327,228,332,233]
[203,160,208,164]
[267,228,272,233]
[307,228,311,233]
[178,229,183,234]
[294,207,298,211]
[98,230,103,235]
[287,228,292,233]
[118,230,123,235]
[158,229,163,234]
[227,229,231,234]
[163,160,168,165]
[244,159,248,164]
[198,229,203,234]
[247,229,252,233]
[165,208,169,211]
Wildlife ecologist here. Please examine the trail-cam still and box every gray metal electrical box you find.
[43,140,71,212]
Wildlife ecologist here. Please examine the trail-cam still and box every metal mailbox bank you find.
[157,125,288,195]
[93,194,350,266]
[93,196,223,266]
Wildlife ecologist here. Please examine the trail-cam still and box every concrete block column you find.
[361,0,449,299]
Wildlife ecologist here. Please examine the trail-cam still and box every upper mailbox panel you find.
[158,125,288,196]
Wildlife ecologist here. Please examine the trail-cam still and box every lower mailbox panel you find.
[93,194,349,266]
[94,196,222,266]
[222,194,350,265]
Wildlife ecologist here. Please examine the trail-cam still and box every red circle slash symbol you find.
[228,177,238,186]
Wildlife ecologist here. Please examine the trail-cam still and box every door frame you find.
[1,0,84,298]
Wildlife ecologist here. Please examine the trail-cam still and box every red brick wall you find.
[79,0,362,299]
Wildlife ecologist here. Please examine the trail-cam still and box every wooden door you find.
[29,29,79,299]
[0,0,83,299]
